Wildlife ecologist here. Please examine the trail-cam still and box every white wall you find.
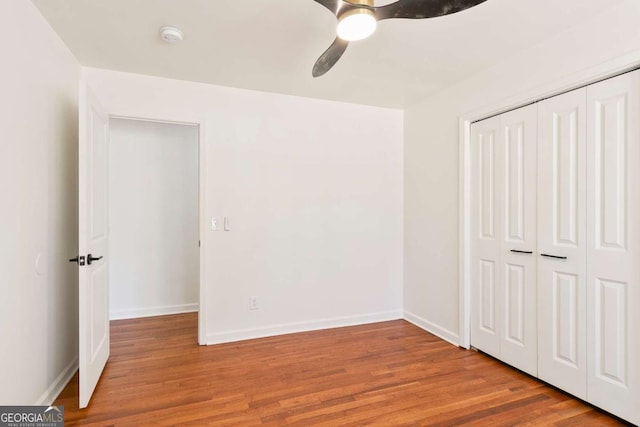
[109,119,199,320]
[84,68,404,343]
[403,0,640,344]
[0,1,80,404]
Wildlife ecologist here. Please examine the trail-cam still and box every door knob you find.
[87,253,103,265]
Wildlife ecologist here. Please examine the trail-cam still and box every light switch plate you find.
[211,217,218,231]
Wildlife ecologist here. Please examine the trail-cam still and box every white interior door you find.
[470,116,502,358]
[78,81,110,408]
[499,105,537,376]
[537,88,587,399]
[471,106,537,375]
[586,70,640,425]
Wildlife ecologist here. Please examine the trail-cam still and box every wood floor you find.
[55,313,627,426]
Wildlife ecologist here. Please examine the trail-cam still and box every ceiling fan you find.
[312,0,487,77]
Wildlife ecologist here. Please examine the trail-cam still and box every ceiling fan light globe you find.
[337,10,377,41]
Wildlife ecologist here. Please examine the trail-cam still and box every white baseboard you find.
[206,310,403,345]
[110,303,199,320]
[403,310,460,347]
[36,356,78,406]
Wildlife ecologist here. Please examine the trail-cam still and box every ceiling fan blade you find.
[312,0,343,16]
[374,0,487,21]
[312,37,349,78]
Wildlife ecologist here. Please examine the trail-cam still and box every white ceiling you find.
[32,0,623,108]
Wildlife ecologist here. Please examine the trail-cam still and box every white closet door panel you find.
[470,116,502,358]
[537,88,587,399]
[586,71,640,425]
[499,105,538,376]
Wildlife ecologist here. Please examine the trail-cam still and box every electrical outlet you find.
[249,296,259,310]
[211,217,218,231]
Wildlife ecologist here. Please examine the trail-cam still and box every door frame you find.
[109,114,208,345]
[457,52,640,349]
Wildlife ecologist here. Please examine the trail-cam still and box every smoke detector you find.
[160,26,183,43]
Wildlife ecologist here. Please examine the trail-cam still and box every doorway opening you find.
[108,118,200,328]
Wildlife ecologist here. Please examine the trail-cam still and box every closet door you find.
[586,71,640,425]
[470,116,502,358]
[499,105,537,376]
[537,88,588,399]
